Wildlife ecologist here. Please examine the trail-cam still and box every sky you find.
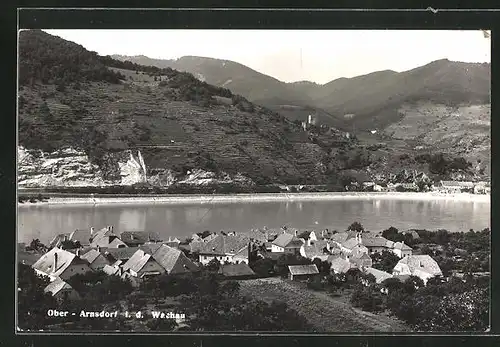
[45,29,490,85]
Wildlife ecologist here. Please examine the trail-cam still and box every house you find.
[121,250,165,285]
[102,247,140,263]
[140,243,199,274]
[350,252,372,269]
[288,264,319,281]
[363,267,393,284]
[271,233,304,254]
[392,255,443,284]
[300,239,331,260]
[164,236,181,248]
[198,234,250,265]
[119,231,162,247]
[329,256,356,274]
[32,247,93,281]
[90,226,128,248]
[400,183,419,192]
[189,240,205,254]
[392,241,413,258]
[103,263,122,276]
[360,235,391,254]
[218,263,256,279]
[438,181,475,193]
[80,248,110,271]
[340,236,361,254]
[44,278,81,301]
[248,229,268,245]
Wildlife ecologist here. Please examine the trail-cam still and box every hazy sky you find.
[45,29,490,84]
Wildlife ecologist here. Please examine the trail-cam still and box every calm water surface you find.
[17,199,491,245]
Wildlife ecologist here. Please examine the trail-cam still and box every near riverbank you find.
[17,191,490,207]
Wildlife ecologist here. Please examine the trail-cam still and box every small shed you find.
[288,264,319,281]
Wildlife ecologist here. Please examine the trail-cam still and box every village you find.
[18,217,489,329]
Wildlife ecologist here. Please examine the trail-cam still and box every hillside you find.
[112,54,490,129]
[18,30,342,187]
[112,54,490,176]
[18,30,488,189]
[111,54,314,107]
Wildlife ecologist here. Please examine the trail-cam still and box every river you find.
[17,196,491,245]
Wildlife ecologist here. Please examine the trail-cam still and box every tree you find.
[250,258,275,277]
[350,285,384,312]
[371,250,400,273]
[204,258,221,272]
[347,221,364,233]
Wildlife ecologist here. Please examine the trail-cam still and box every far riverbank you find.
[17,191,490,207]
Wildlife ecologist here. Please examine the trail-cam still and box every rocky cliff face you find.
[17,146,254,188]
[18,146,106,187]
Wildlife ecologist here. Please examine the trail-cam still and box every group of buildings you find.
[355,180,490,194]
[31,223,444,301]
[251,226,442,286]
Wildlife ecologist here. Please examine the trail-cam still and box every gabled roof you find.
[351,244,369,257]
[218,263,256,277]
[80,249,103,264]
[189,240,205,253]
[141,243,199,273]
[272,233,293,248]
[199,234,249,255]
[341,238,360,250]
[361,236,390,248]
[288,264,319,275]
[364,267,393,283]
[302,244,326,259]
[330,257,354,273]
[351,252,371,261]
[397,255,442,276]
[32,247,88,277]
[104,247,140,261]
[44,277,75,296]
[108,237,128,248]
[120,231,162,245]
[122,250,153,273]
[393,242,412,251]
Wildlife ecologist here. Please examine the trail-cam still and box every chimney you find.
[53,252,58,271]
[97,245,100,253]
[321,230,325,238]
[76,249,80,257]
[294,230,298,237]
[90,227,95,236]
[307,239,311,246]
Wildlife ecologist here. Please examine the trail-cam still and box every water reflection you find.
[18,199,491,245]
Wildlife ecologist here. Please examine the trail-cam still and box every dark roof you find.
[364,268,393,283]
[104,247,140,261]
[361,236,390,248]
[199,235,249,255]
[218,263,256,277]
[141,243,199,273]
[120,231,162,245]
[288,264,319,275]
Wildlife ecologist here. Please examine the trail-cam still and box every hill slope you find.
[112,54,490,131]
[18,30,337,187]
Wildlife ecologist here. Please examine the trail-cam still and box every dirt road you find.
[238,277,410,332]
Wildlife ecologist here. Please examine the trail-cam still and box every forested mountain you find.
[18,30,488,189]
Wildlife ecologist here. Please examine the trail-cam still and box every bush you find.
[350,286,384,312]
